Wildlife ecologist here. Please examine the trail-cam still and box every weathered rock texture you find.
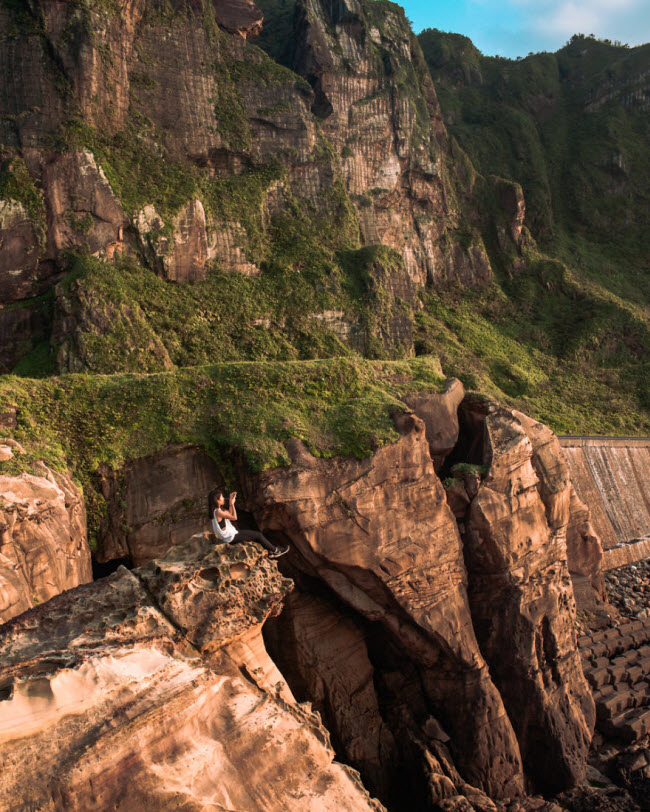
[249,411,526,804]
[461,400,596,793]
[0,464,90,624]
[0,0,522,370]
[95,444,222,566]
[559,437,650,551]
[405,377,465,471]
[0,534,383,811]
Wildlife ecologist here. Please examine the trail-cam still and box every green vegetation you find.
[0,156,45,223]
[0,358,445,537]
[418,31,650,307]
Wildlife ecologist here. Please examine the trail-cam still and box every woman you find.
[208,488,289,559]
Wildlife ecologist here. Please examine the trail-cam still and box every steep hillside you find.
[418,30,649,429]
[0,0,648,437]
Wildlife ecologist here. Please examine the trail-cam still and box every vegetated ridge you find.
[0,0,646,445]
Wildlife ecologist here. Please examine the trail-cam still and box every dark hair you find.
[208,488,225,519]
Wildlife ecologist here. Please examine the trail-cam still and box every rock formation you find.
[461,401,596,793]
[250,411,526,804]
[95,444,222,566]
[0,461,90,624]
[0,534,384,811]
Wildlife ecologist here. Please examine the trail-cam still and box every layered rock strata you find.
[0,0,524,370]
[461,401,596,793]
[250,411,526,804]
[0,463,90,624]
[0,534,383,811]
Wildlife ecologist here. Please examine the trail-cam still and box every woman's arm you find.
[216,506,236,521]
[229,492,238,522]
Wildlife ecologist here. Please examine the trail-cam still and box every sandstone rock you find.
[135,200,210,282]
[250,411,525,800]
[95,444,222,565]
[514,410,607,610]
[293,0,494,290]
[0,465,91,624]
[463,403,595,793]
[265,588,399,803]
[404,378,465,470]
[0,534,384,811]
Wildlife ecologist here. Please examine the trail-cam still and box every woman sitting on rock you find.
[208,488,289,559]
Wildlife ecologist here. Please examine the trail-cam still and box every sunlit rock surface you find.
[0,534,384,811]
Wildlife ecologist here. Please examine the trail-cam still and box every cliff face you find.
[251,411,525,804]
[459,402,595,793]
[0,533,383,811]
[0,461,90,623]
[0,365,606,807]
[0,0,521,374]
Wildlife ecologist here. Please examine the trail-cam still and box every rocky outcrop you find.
[0,198,45,305]
[515,411,606,610]
[0,533,383,811]
[0,463,90,624]
[214,0,264,39]
[42,150,127,260]
[462,402,596,793]
[95,444,222,566]
[294,0,490,288]
[249,411,525,803]
[405,377,465,470]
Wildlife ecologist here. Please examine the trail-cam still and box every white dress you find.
[212,510,237,543]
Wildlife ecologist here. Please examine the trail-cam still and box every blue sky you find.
[401,0,650,58]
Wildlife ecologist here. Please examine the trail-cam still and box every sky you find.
[400,0,650,58]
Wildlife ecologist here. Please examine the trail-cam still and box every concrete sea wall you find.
[559,437,650,570]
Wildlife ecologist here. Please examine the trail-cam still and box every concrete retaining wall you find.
[559,437,650,569]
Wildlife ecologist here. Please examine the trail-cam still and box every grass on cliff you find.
[0,358,445,541]
[419,31,650,308]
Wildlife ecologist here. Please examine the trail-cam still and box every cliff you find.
[0,359,603,807]
[0,0,647,434]
[0,0,644,807]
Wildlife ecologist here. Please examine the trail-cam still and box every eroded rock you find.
[0,534,384,811]
[250,412,525,801]
[0,465,90,624]
[463,403,596,793]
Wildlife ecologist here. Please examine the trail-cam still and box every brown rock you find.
[463,404,595,793]
[0,465,91,624]
[214,0,264,39]
[0,535,384,811]
[95,444,222,565]
[250,411,525,800]
[135,200,210,282]
[265,588,399,803]
[0,199,45,304]
[43,150,128,258]
[405,378,465,470]
[514,411,606,610]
